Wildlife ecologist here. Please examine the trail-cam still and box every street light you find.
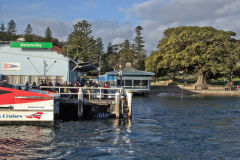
[119,65,122,87]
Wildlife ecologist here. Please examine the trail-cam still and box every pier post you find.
[78,88,84,119]
[115,92,120,118]
[127,91,133,118]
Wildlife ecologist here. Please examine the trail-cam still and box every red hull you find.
[0,87,53,105]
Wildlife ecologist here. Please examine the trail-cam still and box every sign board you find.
[0,111,53,121]
[10,42,52,48]
[14,100,54,111]
[2,62,20,71]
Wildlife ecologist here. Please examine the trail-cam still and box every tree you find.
[0,23,6,41]
[7,20,16,40]
[134,26,144,53]
[149,26,236,89]
[66,20,98,64]
[145,51,160,74]
[24,24,33,41]
[221,40,240,83]
[44,27,52,42]
[118,40,135,68]
[134,26,146,70]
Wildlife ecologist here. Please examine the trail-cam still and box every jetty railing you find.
[40,86,133,119]
[39,86,123,100]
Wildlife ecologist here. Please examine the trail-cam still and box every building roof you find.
[72,62,97,72]
[107,63,155,76]
[51,45,65,54]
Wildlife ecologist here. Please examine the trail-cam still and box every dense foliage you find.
[146,26,240,88]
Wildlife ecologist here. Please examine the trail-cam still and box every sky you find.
[1,0,240,55]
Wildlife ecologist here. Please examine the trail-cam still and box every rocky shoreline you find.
[151,85,240,96]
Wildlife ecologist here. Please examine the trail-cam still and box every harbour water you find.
[1,93,240,159]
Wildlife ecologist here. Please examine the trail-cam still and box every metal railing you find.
[40,86,123,100]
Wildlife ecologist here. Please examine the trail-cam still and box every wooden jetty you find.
[40,86,133,121]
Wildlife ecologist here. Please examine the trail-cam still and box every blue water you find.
[1,93,240,159]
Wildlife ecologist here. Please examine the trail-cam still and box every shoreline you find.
[151,85,240,96]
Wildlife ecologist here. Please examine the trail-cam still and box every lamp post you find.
[119,65,122,87]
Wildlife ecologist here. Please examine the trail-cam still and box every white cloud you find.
[91,20,134,46]
[124,0,240,55]
[30,19,134,50]
[17,0,240,56]
[32,19,71,41]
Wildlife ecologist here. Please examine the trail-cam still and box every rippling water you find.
[1,93,240,159]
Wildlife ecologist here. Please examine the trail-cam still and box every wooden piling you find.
[78,88,84,119]
[115,92,120,118]
[127,91,133,118]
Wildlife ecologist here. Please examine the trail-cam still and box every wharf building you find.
[97,63,155,93]
[0,42,96,86]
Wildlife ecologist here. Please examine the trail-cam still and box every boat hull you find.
[0,87,54,126]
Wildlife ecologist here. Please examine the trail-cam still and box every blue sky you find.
[1,0,240,55]
[1,0,144,22]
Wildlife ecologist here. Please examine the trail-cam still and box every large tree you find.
[24,24,33,41]
[134,26,146,70]
[147,26,236,89]
[66,20,98,64]
[221,40,240,83]
[134,26,144,53]
[7,20,16,40]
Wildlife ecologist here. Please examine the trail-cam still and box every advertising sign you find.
[10,42,52,48]
[0,111,53,121]
[2,62,20,71]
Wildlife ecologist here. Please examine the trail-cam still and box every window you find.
[125,80,132,87]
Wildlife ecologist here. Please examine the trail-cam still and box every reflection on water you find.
[1,93,240,159]
[0,126,54,159]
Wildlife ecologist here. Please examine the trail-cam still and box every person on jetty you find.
[25,81,29,91]
[32,82,37,89]
[63,81,68,97]
[84,80,92,100]
[104,82,109,99]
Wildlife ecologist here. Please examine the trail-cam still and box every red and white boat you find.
[0,87,55,126]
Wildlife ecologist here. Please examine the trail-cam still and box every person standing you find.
[63,81,68,97]
[104,82,109,99]
[32,82,37,89]
[26,81,29,91]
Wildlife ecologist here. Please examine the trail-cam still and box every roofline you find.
[106,71,155,76]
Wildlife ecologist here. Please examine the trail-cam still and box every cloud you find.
[30,19,134,49]
[32,19,71,40]
[124,0,240,55]
[91,20,134,46]
[12,0,240,56]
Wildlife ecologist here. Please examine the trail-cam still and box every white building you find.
[0,42,96,86]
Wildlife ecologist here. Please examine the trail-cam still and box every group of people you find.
[24,80,111,99]
[25,81,37,91]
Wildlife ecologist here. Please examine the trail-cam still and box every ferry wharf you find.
[40,86,133,121]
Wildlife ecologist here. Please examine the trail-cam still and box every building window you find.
[56,76,64,84]
[134,80,141,86]
[125,80,132,87]
[5,75,27,85]
[142,80,148,86]
[117,80,124,86]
